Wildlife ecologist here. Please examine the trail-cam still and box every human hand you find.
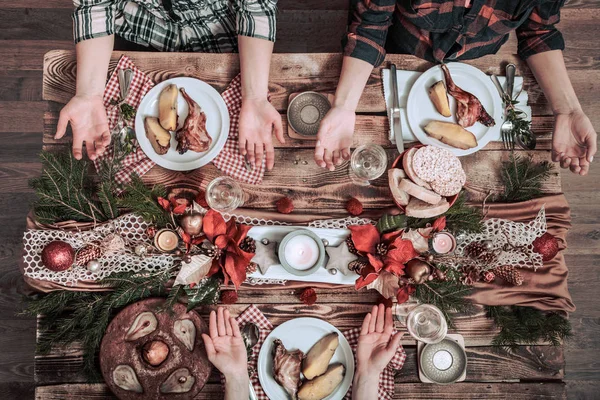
[356,304,402,378]
[201,307,248,381]
[552,109,597,176]
[314,106,355,171]
[55,94,111,160]
[239,97,284,170]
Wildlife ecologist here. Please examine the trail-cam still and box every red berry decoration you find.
[276,197,294,214]
[41,240,75,272]
[220,290,238,304]
[299,288,317,305]
[346,197,364,216]
[532,232,559,262]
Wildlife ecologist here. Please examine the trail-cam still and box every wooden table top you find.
[35,51,566,399]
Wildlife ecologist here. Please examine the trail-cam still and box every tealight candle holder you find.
[278,229,326,276]
[154,229,179,253]
[430,232,457,255]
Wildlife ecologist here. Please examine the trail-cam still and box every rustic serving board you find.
[37,51,566,399]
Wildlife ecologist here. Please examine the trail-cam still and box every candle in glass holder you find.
[283,235,320,271]
[154,229,179,252]
[431,232,456,255]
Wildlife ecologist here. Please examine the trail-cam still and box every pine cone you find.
[376,242,388,256]
[464,241,498,266]
[348,259,368,274]
[492,265,524,286]
[460,264,482,285]
[346,236,360,256]
[246,262,258,274]
[75,242,103,266]
[239,236,256,253]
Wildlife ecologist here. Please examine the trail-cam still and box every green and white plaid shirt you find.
[72,0,277,52]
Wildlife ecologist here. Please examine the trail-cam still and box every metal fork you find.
[490,74,512,149]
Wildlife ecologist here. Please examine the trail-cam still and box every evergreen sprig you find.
[485,305,572,351]
[413,273,475,328]
[406,192,483,234]
[118,174,170,228]
[184,279,221,311]
[496,153,554,203]
[29,151,117,224]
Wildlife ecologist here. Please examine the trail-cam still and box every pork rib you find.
[441,64,495,128]
[176,88,212,154]
[272,339,303,399]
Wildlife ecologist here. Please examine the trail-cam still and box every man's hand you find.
[201,307,248,379]
[356,304,402,376]
[55,94,111,160]
[314,106,355,171]
[238,97,284,170]
[552,109,597,176]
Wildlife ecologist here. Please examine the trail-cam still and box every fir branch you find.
[485,305,572,351]
[118,174,170,228]
[496,153,554,203]
[98,182,119,220]
[184,277,221,311]
[160,284,186,314]
[407,192,483,234]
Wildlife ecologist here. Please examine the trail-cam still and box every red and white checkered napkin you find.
[235,305,406,400]
[93,55,156,185]
[213,74,268,185]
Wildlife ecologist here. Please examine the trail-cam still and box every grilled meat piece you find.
[272,339,304,399]
[176,88,212,154]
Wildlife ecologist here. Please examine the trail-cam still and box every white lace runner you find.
[22,214,176,286]
[452,207,547,271]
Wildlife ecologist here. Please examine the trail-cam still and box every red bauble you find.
[276,197,294,214]
[220,290,238,304]
[346,197,364,216]
[299,288,317,305]
[41,241,74,271]
[532,232,559,262]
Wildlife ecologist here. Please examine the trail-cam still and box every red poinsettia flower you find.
[396,284,416,304]
[202,210,254,289]
[157,196,189,215]
[431,216,447,233]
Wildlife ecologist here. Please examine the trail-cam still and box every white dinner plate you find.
[258,317,355,400]
[135,77,230,171]
[406,63,502,156]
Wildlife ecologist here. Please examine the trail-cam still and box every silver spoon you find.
[241,323,260,400]
[490,74,514,149]
[116,69,136,146]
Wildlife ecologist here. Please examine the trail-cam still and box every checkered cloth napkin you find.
[93,57,268,185]
[234,305,406,400]
[92,55,156,185]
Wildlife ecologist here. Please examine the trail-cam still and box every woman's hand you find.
[314,106,355,171]
[356,304,402,376]
[55,94,111,160]
[552,109,597,176]
[238,97,284,170]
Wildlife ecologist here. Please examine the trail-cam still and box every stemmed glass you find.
[205,177,244,213]
[404,304,448,344]
[349,144,388,186]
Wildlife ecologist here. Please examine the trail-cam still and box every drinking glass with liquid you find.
[406,304,448,344]
[205,176,244,213]
[350,144,388,185]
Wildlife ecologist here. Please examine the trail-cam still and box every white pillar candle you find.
[284,235,320,270]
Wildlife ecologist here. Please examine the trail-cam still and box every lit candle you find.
[431,232,456,255]
[154,229,179,252]
[283,235,320,271]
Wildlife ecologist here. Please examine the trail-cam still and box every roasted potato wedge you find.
[298,363,345,400]
[423,120,477,150]
[145,117,171,155]
[302,332,339,380]
[428,80,451,117]
[158,84,178,131]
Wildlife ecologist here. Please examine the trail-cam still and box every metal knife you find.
[389,64,404,153]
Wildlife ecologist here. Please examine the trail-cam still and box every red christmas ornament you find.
[482,270,495,283]
[276,197,294,214]
[220,291,238,304]
[299,288,317,305]
[41,240,75,271]
[346,197,364,216]
[532,233,559,262]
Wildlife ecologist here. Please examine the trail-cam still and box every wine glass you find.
[405,304,448,344]
[349,144,388,186]
[205,177,244,212]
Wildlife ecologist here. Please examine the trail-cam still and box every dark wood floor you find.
[0,1,598,399]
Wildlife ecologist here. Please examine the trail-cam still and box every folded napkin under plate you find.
[381,68,530,143]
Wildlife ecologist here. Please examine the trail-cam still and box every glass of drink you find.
[406,304,448,344]
[205,176,244,213]
[350,144,388,186]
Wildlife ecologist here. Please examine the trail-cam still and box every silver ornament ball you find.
[328,268,338,275]
[483,240,494,250]
[134,244,147,257]
[322,239,329,247]
[86,260,101,272]
[261,238,270,245]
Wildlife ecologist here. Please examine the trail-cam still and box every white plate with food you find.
[135,77,230,171]
[406,63,502,156]
[258,317,354,400]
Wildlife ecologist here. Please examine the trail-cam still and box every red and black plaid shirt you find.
[343,0,565,66]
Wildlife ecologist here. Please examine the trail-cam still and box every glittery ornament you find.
[41,241,74,271]
[86,260,101,272]
[532,233,559,262]
[346,197,363,216]
[299,288,317,305]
